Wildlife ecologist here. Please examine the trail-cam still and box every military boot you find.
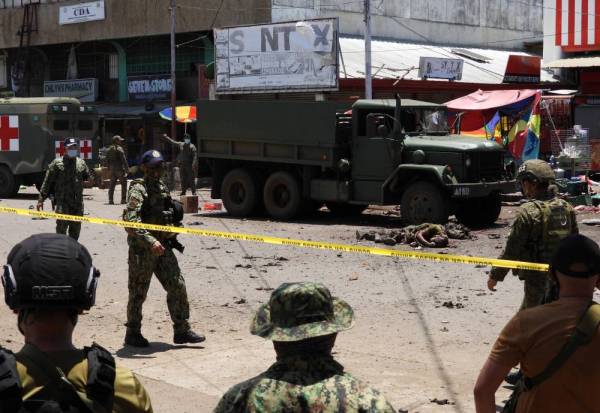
[124,330,149,347]
[108,190,114,205]
[173,330,205,344]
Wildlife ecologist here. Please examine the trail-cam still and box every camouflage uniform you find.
[123,176,191,335]
[163,135,198,195]
[490,161,578,310]
[38,156,89,240]
[106,139,129,204]
[214,282,396,413]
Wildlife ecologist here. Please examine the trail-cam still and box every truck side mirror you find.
[377,124,390,137]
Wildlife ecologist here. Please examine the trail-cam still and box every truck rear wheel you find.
[0,166,17,198]
[455,192,501,228]
[400,181,449,224]
[263,171,301,220]
[221,168,258,217]
[326,202,367,217]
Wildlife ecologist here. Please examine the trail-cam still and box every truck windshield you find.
[421,109,448,133]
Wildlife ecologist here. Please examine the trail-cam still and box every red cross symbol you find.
[55,140,65,158]
[0,115,19,152]
[79,139,92,159]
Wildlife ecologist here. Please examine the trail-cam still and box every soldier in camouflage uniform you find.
[487,159,578,310]
[162,133,198,195]
[214,282,396,413]
[106,135,129,205]
[37,138,89,240]
[123,149,205,347]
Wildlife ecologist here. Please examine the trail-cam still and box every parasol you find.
[159,105,197,132]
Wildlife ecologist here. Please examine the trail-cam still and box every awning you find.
[445,89,539,110]
[95,104,160,118]
[544,56,600,68]
[339,37,557,84]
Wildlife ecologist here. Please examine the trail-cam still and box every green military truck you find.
[0,97,98,197]
[196,98,515,227]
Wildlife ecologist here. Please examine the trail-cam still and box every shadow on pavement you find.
[116,342,205,358]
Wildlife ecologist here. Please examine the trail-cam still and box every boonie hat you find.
[140,149,164,168]
[551,234,600,278]
[251,282,354,342]
[2,234,100,310]
[64,137,78,148]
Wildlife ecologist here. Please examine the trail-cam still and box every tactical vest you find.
[531,198,574,264]
[0,344,115,413]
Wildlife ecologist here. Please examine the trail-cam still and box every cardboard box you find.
[180,195,198,214]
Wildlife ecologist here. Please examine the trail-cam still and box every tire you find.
[326,202,367,217]
[221,168,258,217]
[263,171,302,220]
[0,166,17,198]
[455,192,502,228]
[400,181,449,224]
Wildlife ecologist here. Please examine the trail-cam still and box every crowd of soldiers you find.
[1,139,599,413]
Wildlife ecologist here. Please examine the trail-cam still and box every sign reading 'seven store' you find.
[59,1,105,25]
[128,75,173,102]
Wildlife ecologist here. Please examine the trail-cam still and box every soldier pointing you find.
[162,133,198,196]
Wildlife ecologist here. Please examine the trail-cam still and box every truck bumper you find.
[447,180,516,198]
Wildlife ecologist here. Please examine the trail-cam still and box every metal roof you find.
[0,97,81,105]
[353,99,444,109]
[544,56,600,68]
[338,37,557,84]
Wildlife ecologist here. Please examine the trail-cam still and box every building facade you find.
[0,0,269,158]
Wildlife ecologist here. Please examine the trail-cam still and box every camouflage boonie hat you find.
[516,159,555,183]
[251,282,354,342]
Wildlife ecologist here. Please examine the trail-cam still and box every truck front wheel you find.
[455,192,501,228]
[400,181,449,224]
[0,166,17,198]
[221,168,258,217]
[263,171,301,220]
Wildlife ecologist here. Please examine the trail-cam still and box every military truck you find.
[0,97,98,197]
[196,98,515,227]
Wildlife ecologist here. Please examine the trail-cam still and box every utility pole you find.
[170,0,177,142]
[364,0,372,99]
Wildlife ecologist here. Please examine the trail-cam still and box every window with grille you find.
[0,54,6,88]
[109,53,118,79]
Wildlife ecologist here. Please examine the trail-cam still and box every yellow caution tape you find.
[0,206,549,272]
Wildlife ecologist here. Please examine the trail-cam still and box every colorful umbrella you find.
[159,105,197,123]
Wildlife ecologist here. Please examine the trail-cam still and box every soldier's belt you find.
[0,207,548,272]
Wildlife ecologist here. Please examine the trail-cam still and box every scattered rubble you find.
[441,301,465,309]
[430,398,455,405]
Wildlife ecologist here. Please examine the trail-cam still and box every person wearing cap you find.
[106,135,129,205]
[214,282,396,412]
[487,159,578,310]
[474,234,600,413]
[161,133,198,196]
[122,149,204,347]
[0,233,153,412]
[37,137,90,241]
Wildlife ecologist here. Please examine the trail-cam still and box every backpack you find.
[0,344,115,413]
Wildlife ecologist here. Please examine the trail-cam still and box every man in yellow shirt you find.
[0,233,153,412]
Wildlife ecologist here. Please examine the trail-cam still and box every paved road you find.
[0,186,598,412]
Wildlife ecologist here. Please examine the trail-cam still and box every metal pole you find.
[364,0,372,99]
[170,0,177,143]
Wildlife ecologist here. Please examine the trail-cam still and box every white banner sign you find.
[419,57,463,81]
[214,18,339,94]
[59,1,105,25]
[44,79,98,103]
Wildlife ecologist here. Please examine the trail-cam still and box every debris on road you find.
[430,398,455,405]
[441,301,465,309]
[582,218,600,226]
[356,222,472,248]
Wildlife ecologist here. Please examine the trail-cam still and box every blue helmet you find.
[140,150,164,168]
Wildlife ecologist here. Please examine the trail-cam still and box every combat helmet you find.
[251,282,355,342]
[2,234,100,311]
[112,135,124,143]
[516,159,555,183]
[140,149,164,168]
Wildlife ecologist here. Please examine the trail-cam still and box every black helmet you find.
[140,149,164,168]
[2,234,100,310]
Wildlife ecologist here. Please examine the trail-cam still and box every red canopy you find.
[445,89,539,111]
